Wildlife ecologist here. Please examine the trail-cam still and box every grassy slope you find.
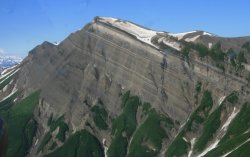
[204,132,250,157]
[0,70,17,90]
[127,109,174,157]
[37,115,69,153]
[45,130,104,157]
[91,102,108,130]
[165,90,213,157]
[4,91,40,157]
[193,92,239,152]
[203,101,250,157]
[107,94,140,157]
[193,105,222,152]
[219,102,250,144]
[0,91,19,112]
[226,140,250,157]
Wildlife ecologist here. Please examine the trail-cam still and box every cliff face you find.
[17,20,193,123]
[1,17,250,157]
[18,17,248,124]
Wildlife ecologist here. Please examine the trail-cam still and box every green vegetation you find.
[181,42,246,73]
[3,91,40,157]
[47,114,53,126]
[49,115,69,142]
[226,140,250,157]
[37,115,69,153]
[242,42,250,52]
[0,70,17,90]
[210,42,225,62]
[37,132,52,153]
[193,92,240,152]
[48,115,64,131]
[194,106,222,152]
[196,91,213,115]
[182,42,227,71]
[195,81,202,93]
[186,90,213,130]
[182,46,190,59]
[183,42,224,61]
[24,119,38,149]
[127,109,174,157]
[49,142,57,151]
[107,93,140,157]
[165,132,190,157]
[193,92,239,151]
[237,51,248,64]
[220,102,250,144]
[50,115,69,142]
[45,130,104,157]
[193,43,210,58]
[226,92,239,104]
[165,90,213,157]
[0,91,19,112]
[142,102,151,113]
[91,101,108,130]
[204,132,250,157]
[246,74,250,85]
[234,51,248,72]
[121,90,130,108]
[56,122,69,142]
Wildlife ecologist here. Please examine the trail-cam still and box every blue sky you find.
[0,0,250,57]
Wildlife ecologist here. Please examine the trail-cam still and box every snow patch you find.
[188,138,196,157]
[168,31,197,40]
[218,96,226,106]
[0,68,20,85]
[158,37,165,43]
[197,107,239,157]
[220,107,239,132]
[162,39,181,51]
[52,42,60,46]
[185,35,200,42]
[203,32,213,36]
[14,98,18,102]
[243,63,250,72]
[0,84,17,102]
[98,17,158,48]
[0,65,18,79]
[208,43,213,49]
[197,139,220,157]
[183,137,188,142]
[2,83,8,92]
[102,139,108,157]
[35,139,39,146]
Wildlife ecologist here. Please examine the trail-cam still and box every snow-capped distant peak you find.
[97,16,158,47]
[0,55,22,70]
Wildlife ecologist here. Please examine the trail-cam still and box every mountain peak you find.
[1,16,250,157]
[95,16,158,47]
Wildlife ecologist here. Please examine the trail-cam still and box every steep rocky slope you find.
[0,17,250,157]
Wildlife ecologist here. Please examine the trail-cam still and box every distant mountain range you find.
[0,55,22,70]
